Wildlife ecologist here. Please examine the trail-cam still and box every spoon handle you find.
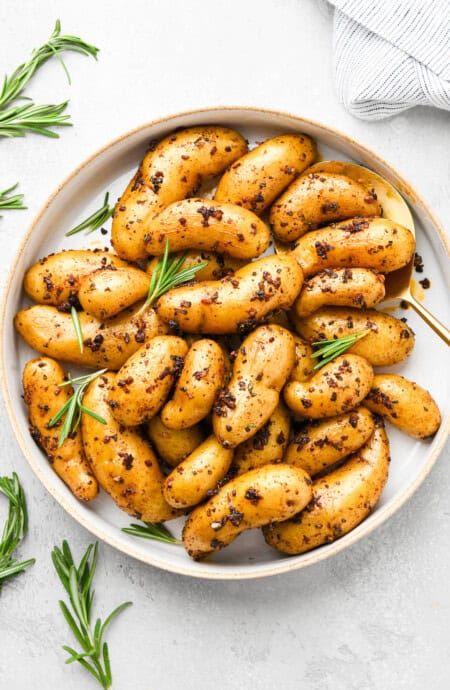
[405,294,450,346]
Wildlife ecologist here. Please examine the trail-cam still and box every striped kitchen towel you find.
[328,0,450,120]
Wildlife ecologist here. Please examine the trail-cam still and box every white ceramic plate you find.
[1,107,449,580]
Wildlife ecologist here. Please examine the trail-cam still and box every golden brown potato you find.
[284,354,373,419]
[364,374,441,439]
[294,307,415,367]
[22,357,98,501]
[270,172,381,242]
[294,268,385,317]
[78,266,150,319]
[147,416,205,467]
[291,217,415,276]
[156,254,304,334]
[164,436,233,509]
[290,335,315,382]
[23,250,129,306]
[214,134,316,213]
[82,373,178,521]
[108,336,188,426]
[285,407,375,476]
[14,303,167,370]
[263,424,390,554]
[147,250,243,282]
[182,464,313,559]
[161,339,225,429]
[112,127,248,261]
[213,325,295,447]
[233,404,291,475]
[143,198,270,259]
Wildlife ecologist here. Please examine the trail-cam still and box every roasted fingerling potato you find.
[22,357,98,501]
[233,404,291,475]
[214,133,316,213]
[364,374,441,439]
[156,254,304,334]
[147,416,205,467]
[78,266,150,319]
[183,464,313,559]
[213,325,295,447]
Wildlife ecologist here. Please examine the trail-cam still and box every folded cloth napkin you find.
[328,0,450,120]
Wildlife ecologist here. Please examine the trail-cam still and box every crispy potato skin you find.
[182,464,313,559]
[22,357,98,501]
[285,407,375,476]
[263,425,390,554]
[147,251,243,282]
[233,404,291,475]
[271,172,381,242]
[82,373,178,521]
[291,217,415,276]
[290,335,315,382]
[162,339,225,429]
[284,354,374,419]
[108,336,188,426]
[214,134,316,213]
[164,436,233,509]
[147,416,205,467]
[23,250,129,306]
[294,307,415,367]
[78,266,150,319]
[14,303,167,370]
[213,325,295,447]
[156,255,304,334]
[143,198,270,259]
[294,268,385,317]
[364,374,441,438]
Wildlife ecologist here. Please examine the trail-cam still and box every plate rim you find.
[1,104,449,580]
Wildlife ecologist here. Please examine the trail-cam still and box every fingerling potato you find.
[23,249,129,307]
[294,268,385,317]
[214,134,316,213]
[263,424,390,554]
[294,307,415,366]
[156,254,304,334]
[364,374,441,438]
[182,464,313,559]
[161,339,225,429]
[164,436,233,509]
[285,407,375,476]
[147,416,205,467]
[78,266,150,319]
[147,250,243,282]
[233,404,291,475]
[291,217,415,276]
[213,325,295,447]
[82,373,178,521]
[22,357,98,501]
[283,354,374,419]
[14,302,167,370]
[270,172,381,242]
[143,198,270,259]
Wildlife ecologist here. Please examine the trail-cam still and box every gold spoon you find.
[299,161,450,345]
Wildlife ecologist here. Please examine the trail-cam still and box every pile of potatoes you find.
[16,126,441,561]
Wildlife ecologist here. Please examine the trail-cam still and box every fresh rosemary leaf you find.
[144,240,208,308]
[122,522,181,545]
[65,193,114,236]
[0,473,35,588]
[48,369,107,447]
[52,541,132,689]
[0,19,98,110]
[0,183,27,214]
[71,306,84,353]
[0,101,71,138]
[312,330,369,370]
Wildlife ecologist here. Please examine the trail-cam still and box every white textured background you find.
[1,1,449,688]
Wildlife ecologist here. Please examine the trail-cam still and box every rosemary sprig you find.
[122,522,181,545]
[48,369,107,447]
[0,183,27,214]
[312,330,370,370]
[145,240,208,308]
[52,541,132,689]
[0,101,71,138]
[65,193,114,236]
[0,19,99,110]
[71,307,84,353]
[0,473,35,588]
